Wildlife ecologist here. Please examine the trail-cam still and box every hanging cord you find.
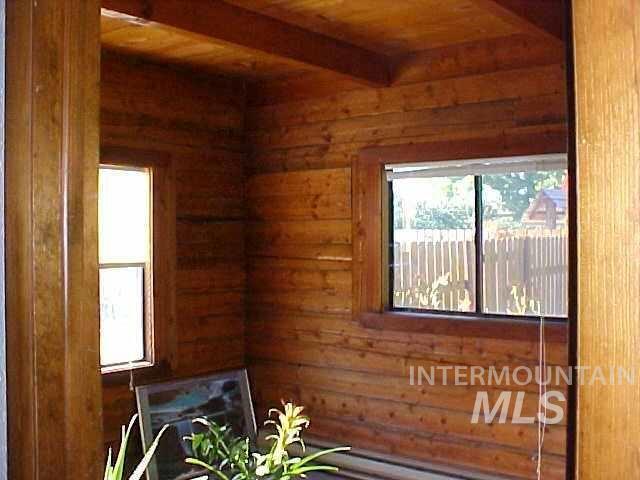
[129,362,135,392]
[536,315,547,479]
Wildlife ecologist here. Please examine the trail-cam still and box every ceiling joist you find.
[101,0,391,86]
[472,0,564,42]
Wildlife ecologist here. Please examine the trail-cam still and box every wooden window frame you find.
[100,147,176,383]
[353,134,569,342]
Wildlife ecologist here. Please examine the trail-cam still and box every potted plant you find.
[104,403,348,480]
[185,403,350,479]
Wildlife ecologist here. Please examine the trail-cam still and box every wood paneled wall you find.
[245,35,569,479]
[100,52,247,447]
[98,33,571,479]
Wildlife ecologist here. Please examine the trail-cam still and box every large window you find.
[99,165,153,369]
[388,154,568,318]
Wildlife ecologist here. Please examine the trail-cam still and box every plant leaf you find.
[113,414,138,480]
[288,447,350,470]
[290,465,340,475]
[128,424,170,480]
[104,448,113,480]
[185,458,230,480]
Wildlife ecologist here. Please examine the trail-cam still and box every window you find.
[387,154,568,318]
[99,165,153,369]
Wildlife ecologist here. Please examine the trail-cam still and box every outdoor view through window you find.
[389,156,568,318]
[99,166,152,368]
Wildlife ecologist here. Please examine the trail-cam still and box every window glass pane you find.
[482,169,568,316]
[99,167,150,264]
[392,175,476,312]
[100,266,145,366]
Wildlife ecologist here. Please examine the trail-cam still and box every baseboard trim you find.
[258,430,507,480]
[301,437,506,480]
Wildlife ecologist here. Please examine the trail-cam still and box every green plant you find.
[185,403,350,479]
[104,414,169,480]
[412,202,474,229]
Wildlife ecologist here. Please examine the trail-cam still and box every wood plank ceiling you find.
[101,0,564,84]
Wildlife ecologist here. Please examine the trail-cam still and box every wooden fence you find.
[393,228,568,317]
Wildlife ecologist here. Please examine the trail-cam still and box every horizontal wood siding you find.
[101,52,246,448]
[245,38,569,479]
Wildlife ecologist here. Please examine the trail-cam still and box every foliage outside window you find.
[389,157,568,318]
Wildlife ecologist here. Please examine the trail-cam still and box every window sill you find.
[359,311,568,343]
[101,359,172,387]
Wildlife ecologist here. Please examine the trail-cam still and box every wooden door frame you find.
[5,1,103,479]
[564,1,578,478]
[0,0,6,478]
[571,0,640,478]
[1,1,638,479]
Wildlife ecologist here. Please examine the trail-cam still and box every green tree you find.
[412,203,473,229]
[443,175,468,201]
[482,170,565,221]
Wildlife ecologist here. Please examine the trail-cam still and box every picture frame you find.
[135,369,256,480]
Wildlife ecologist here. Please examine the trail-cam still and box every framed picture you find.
[136,369,256,480]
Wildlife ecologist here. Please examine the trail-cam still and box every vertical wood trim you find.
[64,1,103,477]
[573,1,640,478]
[5,0,103,478]
[151,160,178,371]
[563,0,578,478]
[0,1,6,478]
[352,155,384,316]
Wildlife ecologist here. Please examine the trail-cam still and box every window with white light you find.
[99,165,153,370]
[387,154,568,318]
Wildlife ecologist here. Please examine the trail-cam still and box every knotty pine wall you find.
[100,52,246,447]
[245,35,569,479]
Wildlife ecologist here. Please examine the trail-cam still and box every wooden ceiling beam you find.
[101,0,391,86]
[472,0,564,42]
